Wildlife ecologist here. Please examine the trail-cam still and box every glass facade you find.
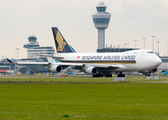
[28,36,37,42]
[93,18,110,23]
[27,48,55,58]
[97,7,106,12]
[24,45,39,48]
[28,50,54,52]
[161,58,168,62]
[0,62,15,70]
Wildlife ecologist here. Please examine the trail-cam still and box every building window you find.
[93,18,109,23]
[97,7,106,12]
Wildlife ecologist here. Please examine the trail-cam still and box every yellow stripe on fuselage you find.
[61,61,136,64]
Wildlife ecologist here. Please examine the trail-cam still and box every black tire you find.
[117,74,121,77]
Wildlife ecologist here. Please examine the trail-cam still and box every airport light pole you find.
[143,37,145,49]
[15,48,19,76]
[118,45,121,52]
[134,40,137,49]
[124,43,127,51]
[15,48,19,61]
[152,36,155,52]
[110,43,112,52]
[156,41,160,55]
[113,45,116,52]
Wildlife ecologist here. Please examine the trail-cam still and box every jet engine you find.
[84,66,98,75]
[49,65,62,73]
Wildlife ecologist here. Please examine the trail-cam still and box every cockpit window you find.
[147,52,154,54]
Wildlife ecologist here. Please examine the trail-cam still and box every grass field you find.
[0,77,168,120]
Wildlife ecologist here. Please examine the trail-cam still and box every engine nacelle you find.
[49,65,62,73]
[84,66,98,75]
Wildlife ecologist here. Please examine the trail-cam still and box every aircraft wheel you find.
[105,74,108,77]
[105,73,112,77]
[118,73,125,77]
[118,72,122,77]
[109,74,112,77]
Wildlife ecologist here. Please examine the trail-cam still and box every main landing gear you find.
[117,72,125,77]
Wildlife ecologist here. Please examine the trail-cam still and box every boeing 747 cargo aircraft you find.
[7,27,162,77]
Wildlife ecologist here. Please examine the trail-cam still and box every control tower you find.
[23,36,39,49]
[92,1,111,49]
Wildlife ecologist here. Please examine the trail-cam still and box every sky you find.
[0,0,168,59]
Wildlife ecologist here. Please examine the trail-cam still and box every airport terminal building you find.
[24,36,55,59]
[0,36,55,75]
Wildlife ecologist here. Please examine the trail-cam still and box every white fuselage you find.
[56,49,162,73]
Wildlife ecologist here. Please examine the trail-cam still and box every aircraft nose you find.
[155,56,162,66]
[148,55,162,67]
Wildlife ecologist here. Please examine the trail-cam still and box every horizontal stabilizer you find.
[47,57,56,63]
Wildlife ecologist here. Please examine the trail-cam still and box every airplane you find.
[7,27,162,77]
[2,56,13,61]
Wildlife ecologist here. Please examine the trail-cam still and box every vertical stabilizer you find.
[52,27,74,53]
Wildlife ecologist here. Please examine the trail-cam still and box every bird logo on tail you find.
[56,30,66,52]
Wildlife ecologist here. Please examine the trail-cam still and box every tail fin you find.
[52,27,75,53]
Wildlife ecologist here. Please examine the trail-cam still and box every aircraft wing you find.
[59,63,120,70]
[16,61,120,69]
[6,58,49,65]
[6,57,121,73]
[6,58,83,68]
[10,62,119,69]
